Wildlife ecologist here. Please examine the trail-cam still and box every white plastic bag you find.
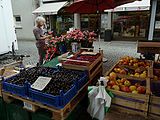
[87,77,111,120]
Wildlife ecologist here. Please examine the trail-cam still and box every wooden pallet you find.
[2,82,89,120]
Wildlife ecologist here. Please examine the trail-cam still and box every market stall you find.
[103,55,160,119]
[1,0,160,119]
[104,56,152,116]
[0,45,103,120]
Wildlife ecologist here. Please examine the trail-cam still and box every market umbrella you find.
[66,0,139,14]
[66,0,140,50]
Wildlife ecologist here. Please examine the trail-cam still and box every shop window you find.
[112,11,149,39]
[153,1,160,40]
[81,14,100,32]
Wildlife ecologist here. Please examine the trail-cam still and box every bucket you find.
[71,42,78,53]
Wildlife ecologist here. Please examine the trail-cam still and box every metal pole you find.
[74,13,81,29]
[148,0,157,41]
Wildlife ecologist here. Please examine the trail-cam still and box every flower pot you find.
[58,43,67,54]
[71,42,79,53]
[87,42,93,48]
[81,40,88,48]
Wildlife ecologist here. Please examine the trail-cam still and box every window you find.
[14,15,22,29]
[15,16,21,22]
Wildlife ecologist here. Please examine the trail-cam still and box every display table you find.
[43,51,103,85]
[43,57,59,68]
[1,51,103,120]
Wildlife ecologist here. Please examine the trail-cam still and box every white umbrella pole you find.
[99,34,101,50]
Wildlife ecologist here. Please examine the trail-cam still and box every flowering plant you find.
[63,29,85,42]
[45,29,97,60]
[83,30,97,42]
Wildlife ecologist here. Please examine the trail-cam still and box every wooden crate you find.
[109,88,150,116]
[0,61,22,78]
[0,61,22,97]
[62,52,103,81]
[105,61,151,116]
[118,61,153,71]
[105,60,153,81]
[2,81,89,120]
[149,74,160,119]
[137,41,160,54]
[149,95,160,119]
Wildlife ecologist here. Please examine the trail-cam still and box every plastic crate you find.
[40,67,58,77]
[56,68,88,91]
[2,75,28,97]
[2,67,58,97]
[28,84,77,109]
[76,72,88,91]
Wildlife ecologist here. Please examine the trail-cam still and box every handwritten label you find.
[31,76,51,91]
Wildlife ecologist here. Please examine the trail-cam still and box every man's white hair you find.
[35,16,46,26]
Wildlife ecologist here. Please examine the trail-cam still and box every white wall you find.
[11,0,36,40]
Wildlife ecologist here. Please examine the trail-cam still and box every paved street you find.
[0,40,139,71]
[93,41,139,73]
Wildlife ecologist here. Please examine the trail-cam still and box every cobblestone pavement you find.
[0,40,140,70]
[0,41,38,67]
[16,40,38,66]
[0,40,155,120]
[93,41,139,73]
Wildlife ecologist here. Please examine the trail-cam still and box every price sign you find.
[31,76,51,91]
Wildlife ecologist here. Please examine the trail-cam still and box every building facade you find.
[32,0,74,35]
[11,0,38,40]
[11,0,154,41]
